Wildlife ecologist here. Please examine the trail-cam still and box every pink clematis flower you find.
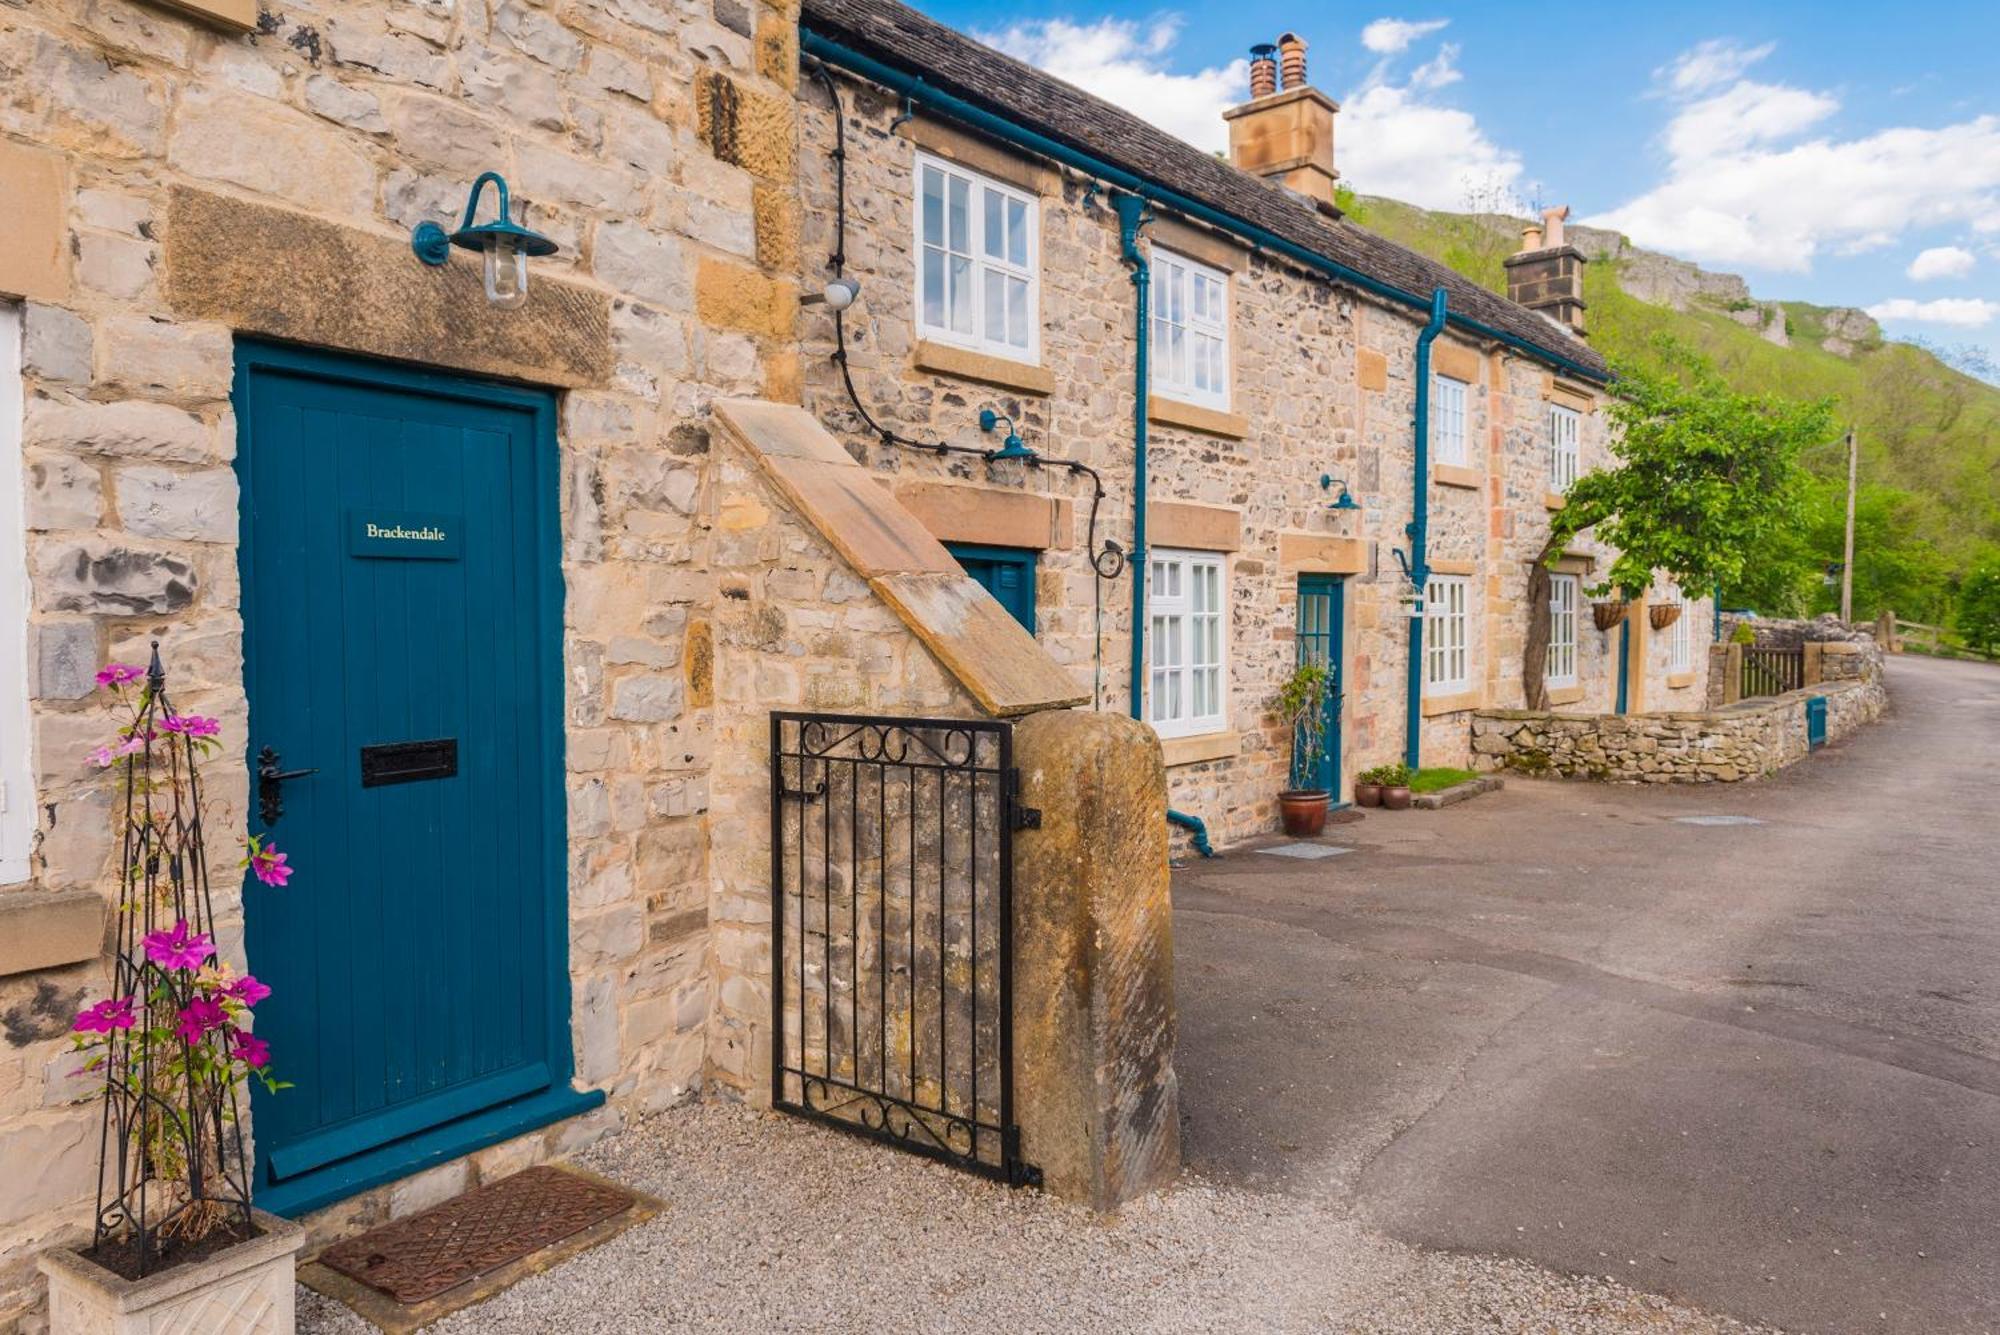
[175,996,228,1046]
[95,664,145,690]
[226,974,271,1007]
[247,844,291,888]
[72,996,136,1034]
[143,920,216,973]
[86,735,148,769]
[229,1033,271,1068]
[160,715,221,738]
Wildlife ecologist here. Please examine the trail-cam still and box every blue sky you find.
[910,1,2000,369]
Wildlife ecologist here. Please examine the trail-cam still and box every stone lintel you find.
[911,340,1055,396]
[891,479,1075,551]
[1147,215,1248,273]
[163,187,612,390]
[1276,532,1367,574]
[1147,500,1240,553]
[145,0,258,29]
[1011,709,1178,1211]
[1434,463,1482,491]
[0,890,106,978]
[1432,340,1481,384]
[899,117,1063,197]
[711,399,1088,717]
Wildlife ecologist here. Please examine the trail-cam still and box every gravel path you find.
[298,1100,1775,1334]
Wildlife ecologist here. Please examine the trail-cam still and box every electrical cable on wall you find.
[806,56,1127,707]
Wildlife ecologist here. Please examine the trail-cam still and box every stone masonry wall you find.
[0,0,802,1318]
[796,74,1705,848]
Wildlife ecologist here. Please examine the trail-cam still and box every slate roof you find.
[800,0,1609,381]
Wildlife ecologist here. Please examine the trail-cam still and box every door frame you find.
[234,340,598,1217]
[1295,573,1346,803]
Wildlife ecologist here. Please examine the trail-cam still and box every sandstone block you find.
[594,222,691,308]
[22,305,92,385]
[695,258,796,337]
[24,455,103,531]
[169,85,375,216]
[610,674,683,722]
[94,318,234,402]
[26,398,214,464]
[0,1110,97,1228]
[31,621,99,701]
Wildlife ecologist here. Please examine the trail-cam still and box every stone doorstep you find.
[39,1208,304,1320]
[1411,775,1505,810]
[297,1167,662,1335]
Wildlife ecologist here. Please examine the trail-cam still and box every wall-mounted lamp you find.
[412,172,557,310]
[801,277,862,310]
[978,408,1037,462]
[1320,472,1361,511]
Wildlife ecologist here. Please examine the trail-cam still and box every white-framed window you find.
[1150,248,1230,410]
[1548,402,1580,493]
[913,152,1038,362]
[1432,374,1470,466]
[1546,573,1579,688]
[1,302,32,884]
[1147,548,1228,738]
[1667,585,1693,673]
[1423,574,1470,695]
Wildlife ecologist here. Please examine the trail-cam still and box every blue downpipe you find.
[1712,581,1723,642]
[1115,193,1213,857]
[1404,288,1448,773]
[1617,620,1631,714]
[797,31,1609,389]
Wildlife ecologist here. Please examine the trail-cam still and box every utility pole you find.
[1840,427,1858,624]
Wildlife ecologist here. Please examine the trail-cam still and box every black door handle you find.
[257,745,319,826]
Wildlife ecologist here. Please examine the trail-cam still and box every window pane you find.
[983,267,1006,343]
[922,247,944,327]
[1007,275,1028,347]
[921,167,944,245]
[947,175,969,252]
[1007,198,1028,267]
[948,255,973,334]
[982,188,1004,260]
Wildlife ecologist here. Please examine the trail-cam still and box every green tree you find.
[1958,556,2000,655]
[1523,339,1837,707]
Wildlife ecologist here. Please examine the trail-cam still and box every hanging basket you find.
[1649,603,1683,631]
[1591,599,1630,632]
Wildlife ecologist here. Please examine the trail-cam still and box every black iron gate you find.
[770,712,1039,1186]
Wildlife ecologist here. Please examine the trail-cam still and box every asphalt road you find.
[1173,654,2000,1334]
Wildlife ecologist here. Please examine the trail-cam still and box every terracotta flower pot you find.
[1649,603,1683,631]
[1353,781,1383,808]
[1380,784,1413,810]
[1278,789,1330,837]
[1592,600,1630,632]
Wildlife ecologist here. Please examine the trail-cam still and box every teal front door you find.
[235,343,595,1216]
[1295,574,1345,798]
[946,542,1037,634]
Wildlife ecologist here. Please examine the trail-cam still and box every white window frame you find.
[1667,585,1693,673]
[1146,547,1228,739]
[1149,247,1230,411]
[1546,573,1579,688]
[1423,574,1471,696]
[911,151,1040,364]
[1432,374,1470,466]
[1,303,32,884]
[1548,402,1580,493]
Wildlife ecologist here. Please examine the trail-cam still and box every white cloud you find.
[1656,38,1775,96]
[1587,38,2000,272]
[1360,18,1448,55]
[978,16,1244,155]
[1409,42,1462,91]
[1907,245,1977,281]
[1338,81,1523,210]
[1866,297,2000,326]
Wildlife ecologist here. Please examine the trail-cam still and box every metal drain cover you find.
[319,1165,637,1305]
[1260,842,1353,859]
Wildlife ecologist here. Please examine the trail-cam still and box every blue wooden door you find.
[236,344,592,1216]
[1295,574,1345,797]
[946,542,1037,634]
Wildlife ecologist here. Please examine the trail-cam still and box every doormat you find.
[305,1165,657,1332]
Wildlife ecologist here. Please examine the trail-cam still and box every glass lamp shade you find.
[483,234,529,309]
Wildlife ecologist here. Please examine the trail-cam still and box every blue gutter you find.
[1115,191,1215,858]
[1404,287,1448,772]
[799,30,1609,388]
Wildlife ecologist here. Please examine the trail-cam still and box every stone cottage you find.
[0,0,1702,1320]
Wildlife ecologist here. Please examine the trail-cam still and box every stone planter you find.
[40,1210,304,1335]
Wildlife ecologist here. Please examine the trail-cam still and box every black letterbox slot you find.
[360,739,458,788]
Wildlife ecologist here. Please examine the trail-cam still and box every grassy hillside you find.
[1342,193,2000,622]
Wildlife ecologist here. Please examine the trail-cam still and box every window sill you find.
[1159,730,1239,768]
[1148,395,1248,440]
[1544,491,1567,510]
[1667,671,1698,690]
[1421,688,1483,717]
[912,340,1054,396]
[1433,464,1482,490]
[1545,683,1585,707]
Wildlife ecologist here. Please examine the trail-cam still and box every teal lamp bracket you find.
[978,408,1037,462]
[1320,472,1360,511]
[412,172,558,309]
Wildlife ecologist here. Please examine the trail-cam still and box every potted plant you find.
[1273,663,1332,836]
[1354,765,1388,808]
[1378,762,1415,810]
[1649,602,1683,631]
[41,649,304,1335]
[1591,599,1630,632]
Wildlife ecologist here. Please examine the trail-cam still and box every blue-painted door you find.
[1295,574,1345,797]
[236,343,590,1216]
[946,542,1037,634]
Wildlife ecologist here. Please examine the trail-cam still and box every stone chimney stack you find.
[1223,32,1341,212]
[1503,204,1587,336]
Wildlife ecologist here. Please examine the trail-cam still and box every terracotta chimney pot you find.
[1249,43,1278,99]
[1520,224,1544,252]
[1277,32,1307,90]
[1540,204,1570,251]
